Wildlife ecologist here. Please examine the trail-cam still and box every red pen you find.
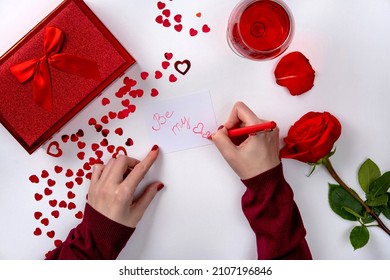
[227,121,277,137]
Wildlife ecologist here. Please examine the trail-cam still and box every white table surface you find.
[1,0,389,259]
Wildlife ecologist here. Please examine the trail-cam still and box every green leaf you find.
[366,194,388,207]
[379,194,390,219]
[358,159,380,193]
[328,184,364,221]
[342,207,364,219]
[368,171,390,198]
[350,226,369,250]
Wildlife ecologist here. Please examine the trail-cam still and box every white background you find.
[0,0,389,259]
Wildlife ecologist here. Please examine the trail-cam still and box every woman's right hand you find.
[211,102,280,180]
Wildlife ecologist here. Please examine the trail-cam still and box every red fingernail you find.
[217,125,224,130]
[151,144,159,151]
[157,183,165,191]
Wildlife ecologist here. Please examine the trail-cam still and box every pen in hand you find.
[227,121,277,137]
[208,121,276,140]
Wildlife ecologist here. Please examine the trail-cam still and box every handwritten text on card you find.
[143,90,217,153]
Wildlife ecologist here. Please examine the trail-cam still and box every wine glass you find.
[227,0,294,60]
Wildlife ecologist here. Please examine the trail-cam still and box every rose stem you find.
[322,157,390,236]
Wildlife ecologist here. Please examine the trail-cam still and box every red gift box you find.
[0,0,135,154]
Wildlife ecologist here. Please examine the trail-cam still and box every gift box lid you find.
[0,0,135,154]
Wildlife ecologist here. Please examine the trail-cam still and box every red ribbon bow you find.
[10,26,100,112]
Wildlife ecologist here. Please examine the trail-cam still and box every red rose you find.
[280,112,342,163]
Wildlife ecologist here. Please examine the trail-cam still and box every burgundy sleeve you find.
[241,163,312,260]
[45,203,135,260]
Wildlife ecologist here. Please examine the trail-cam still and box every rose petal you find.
[274,51,315,96]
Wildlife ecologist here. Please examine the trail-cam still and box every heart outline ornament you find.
[174,59,191,75]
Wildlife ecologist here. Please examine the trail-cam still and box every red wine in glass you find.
[227,0,294,60]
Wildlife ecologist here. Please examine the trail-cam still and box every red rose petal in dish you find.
[274,51,315,96]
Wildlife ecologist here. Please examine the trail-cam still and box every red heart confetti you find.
[29,175,39,184]
[77,152,85,160]
[65,169,73,177]
[107,145,115,153]
[88,117,97,126]
[125,138,134,146]
[61,135,69,143]
[47,179,56,187]
[162,9,170,17]
[162,61,170,69]
[101,97,110,106]
[91,143,100,151]
[155,15,163,24]
[70,134,79,142]
[174,14,182,23]
[65,181,74,189]
[108,111,117,119]
[54,240,62,247]
[75,177,83,185]
[151,88,159,97]
[68,202,76,210]
[49,199,57,207]
[34,211,43,220]
[34,193,43,201]
[115,128,123,136]
[100,138,109,147]
[155,70,163,79]
[140,72,149,80]
[157,1,166,9]
[174,24,183,32]
[67,191,76,199]
[54,166,63,174]
[44,188,53,196]
[162,19,171,27]
[164,52,173,60]
[75,211,83,219]
[189,28,198,37]
[76,129,84,137]
[33,228,42,236]
[202,24,211,33]
[59,201,67,208]
[41,218,49,226]
[169,74,178,83]
[47,231,55,238]
[51,210,60,218]
[101,115,109,124]
[76,169,84,177]
[41,170,49,178]
[77,141,86,149]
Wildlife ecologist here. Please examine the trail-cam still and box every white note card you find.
[142,90,217,153]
